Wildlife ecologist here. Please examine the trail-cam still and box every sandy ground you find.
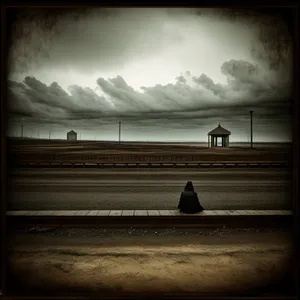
[7,227,295,296]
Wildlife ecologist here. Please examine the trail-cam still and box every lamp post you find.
[119,122,122,143]
[250,110,253,148]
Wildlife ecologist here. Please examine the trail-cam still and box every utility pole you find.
[21,124,23,139]
[118,122,121,143]
[250,110,253,148]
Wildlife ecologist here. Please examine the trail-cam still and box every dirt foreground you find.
[7,227,295,296]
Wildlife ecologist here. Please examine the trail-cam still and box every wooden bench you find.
[6,210,293,228]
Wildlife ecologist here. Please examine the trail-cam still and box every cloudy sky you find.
[7,7,293,142]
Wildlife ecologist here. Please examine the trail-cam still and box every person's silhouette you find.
[177,181,204,214]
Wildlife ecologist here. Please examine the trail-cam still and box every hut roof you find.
[67,130,77,134]
[208,124,231,135]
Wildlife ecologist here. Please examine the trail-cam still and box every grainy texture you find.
[7,227,295,296]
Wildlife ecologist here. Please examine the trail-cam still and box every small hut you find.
[208,124,231,147]
[67,130,77,141]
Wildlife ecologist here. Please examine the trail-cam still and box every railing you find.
[11,161,290,168]
[8,153,291,162]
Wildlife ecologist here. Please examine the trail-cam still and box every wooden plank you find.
[254,210,267,215]
[109,210,123,216]
[169,209,180,216]
[74,211,90,216]
[134,210,148,216]
[35,211,54,216]
[147,210,160,216]
[279,210,293,215]
[234,210,251,215]
[6,211,25,216]
[6,211,26,216]
[86,210,99,216]
[245,210,262,215]
[203,210,216,216]
[159,210,172,216]
[169,210,182,216]
[96,210,111,216]
[213,210,229,216]
[122,210,135,216]
[21,211,40,216]
[50,210,78,216]
[192,211,206,216]
[257,210,280,215]
[50,211,69,216]
[226,210,240,216]
[180,211,206,216]
[59,210,79,216]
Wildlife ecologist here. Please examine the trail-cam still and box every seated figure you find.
[177,181,204,214]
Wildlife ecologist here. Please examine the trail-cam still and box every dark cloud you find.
[194,8,293,71]
[7,56,292,141]
[97,76,151,111]
[8,7,293,79]
[6,8,292,139]
[8,8,185,75]
[221,59,258,81]
[193,59,291,108]
[193,74,225,97]
[68,85,112,111]
[6,3,293,142]
[22,76,73,112]
[176,75,187,84]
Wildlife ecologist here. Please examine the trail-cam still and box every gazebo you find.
[208,124,231,147]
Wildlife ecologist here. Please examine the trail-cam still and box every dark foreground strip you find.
[7,215,293,229]
[2,294,297,300]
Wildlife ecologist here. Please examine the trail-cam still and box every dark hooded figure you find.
[178,181,204,214]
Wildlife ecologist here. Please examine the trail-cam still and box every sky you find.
[7,7,293,142]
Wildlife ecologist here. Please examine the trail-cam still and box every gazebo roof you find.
[208,124,231,135]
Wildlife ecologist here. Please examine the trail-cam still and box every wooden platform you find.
[6,209,293,217]
[6,210,293,228]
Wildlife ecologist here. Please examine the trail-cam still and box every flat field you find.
[7,139,292,162]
